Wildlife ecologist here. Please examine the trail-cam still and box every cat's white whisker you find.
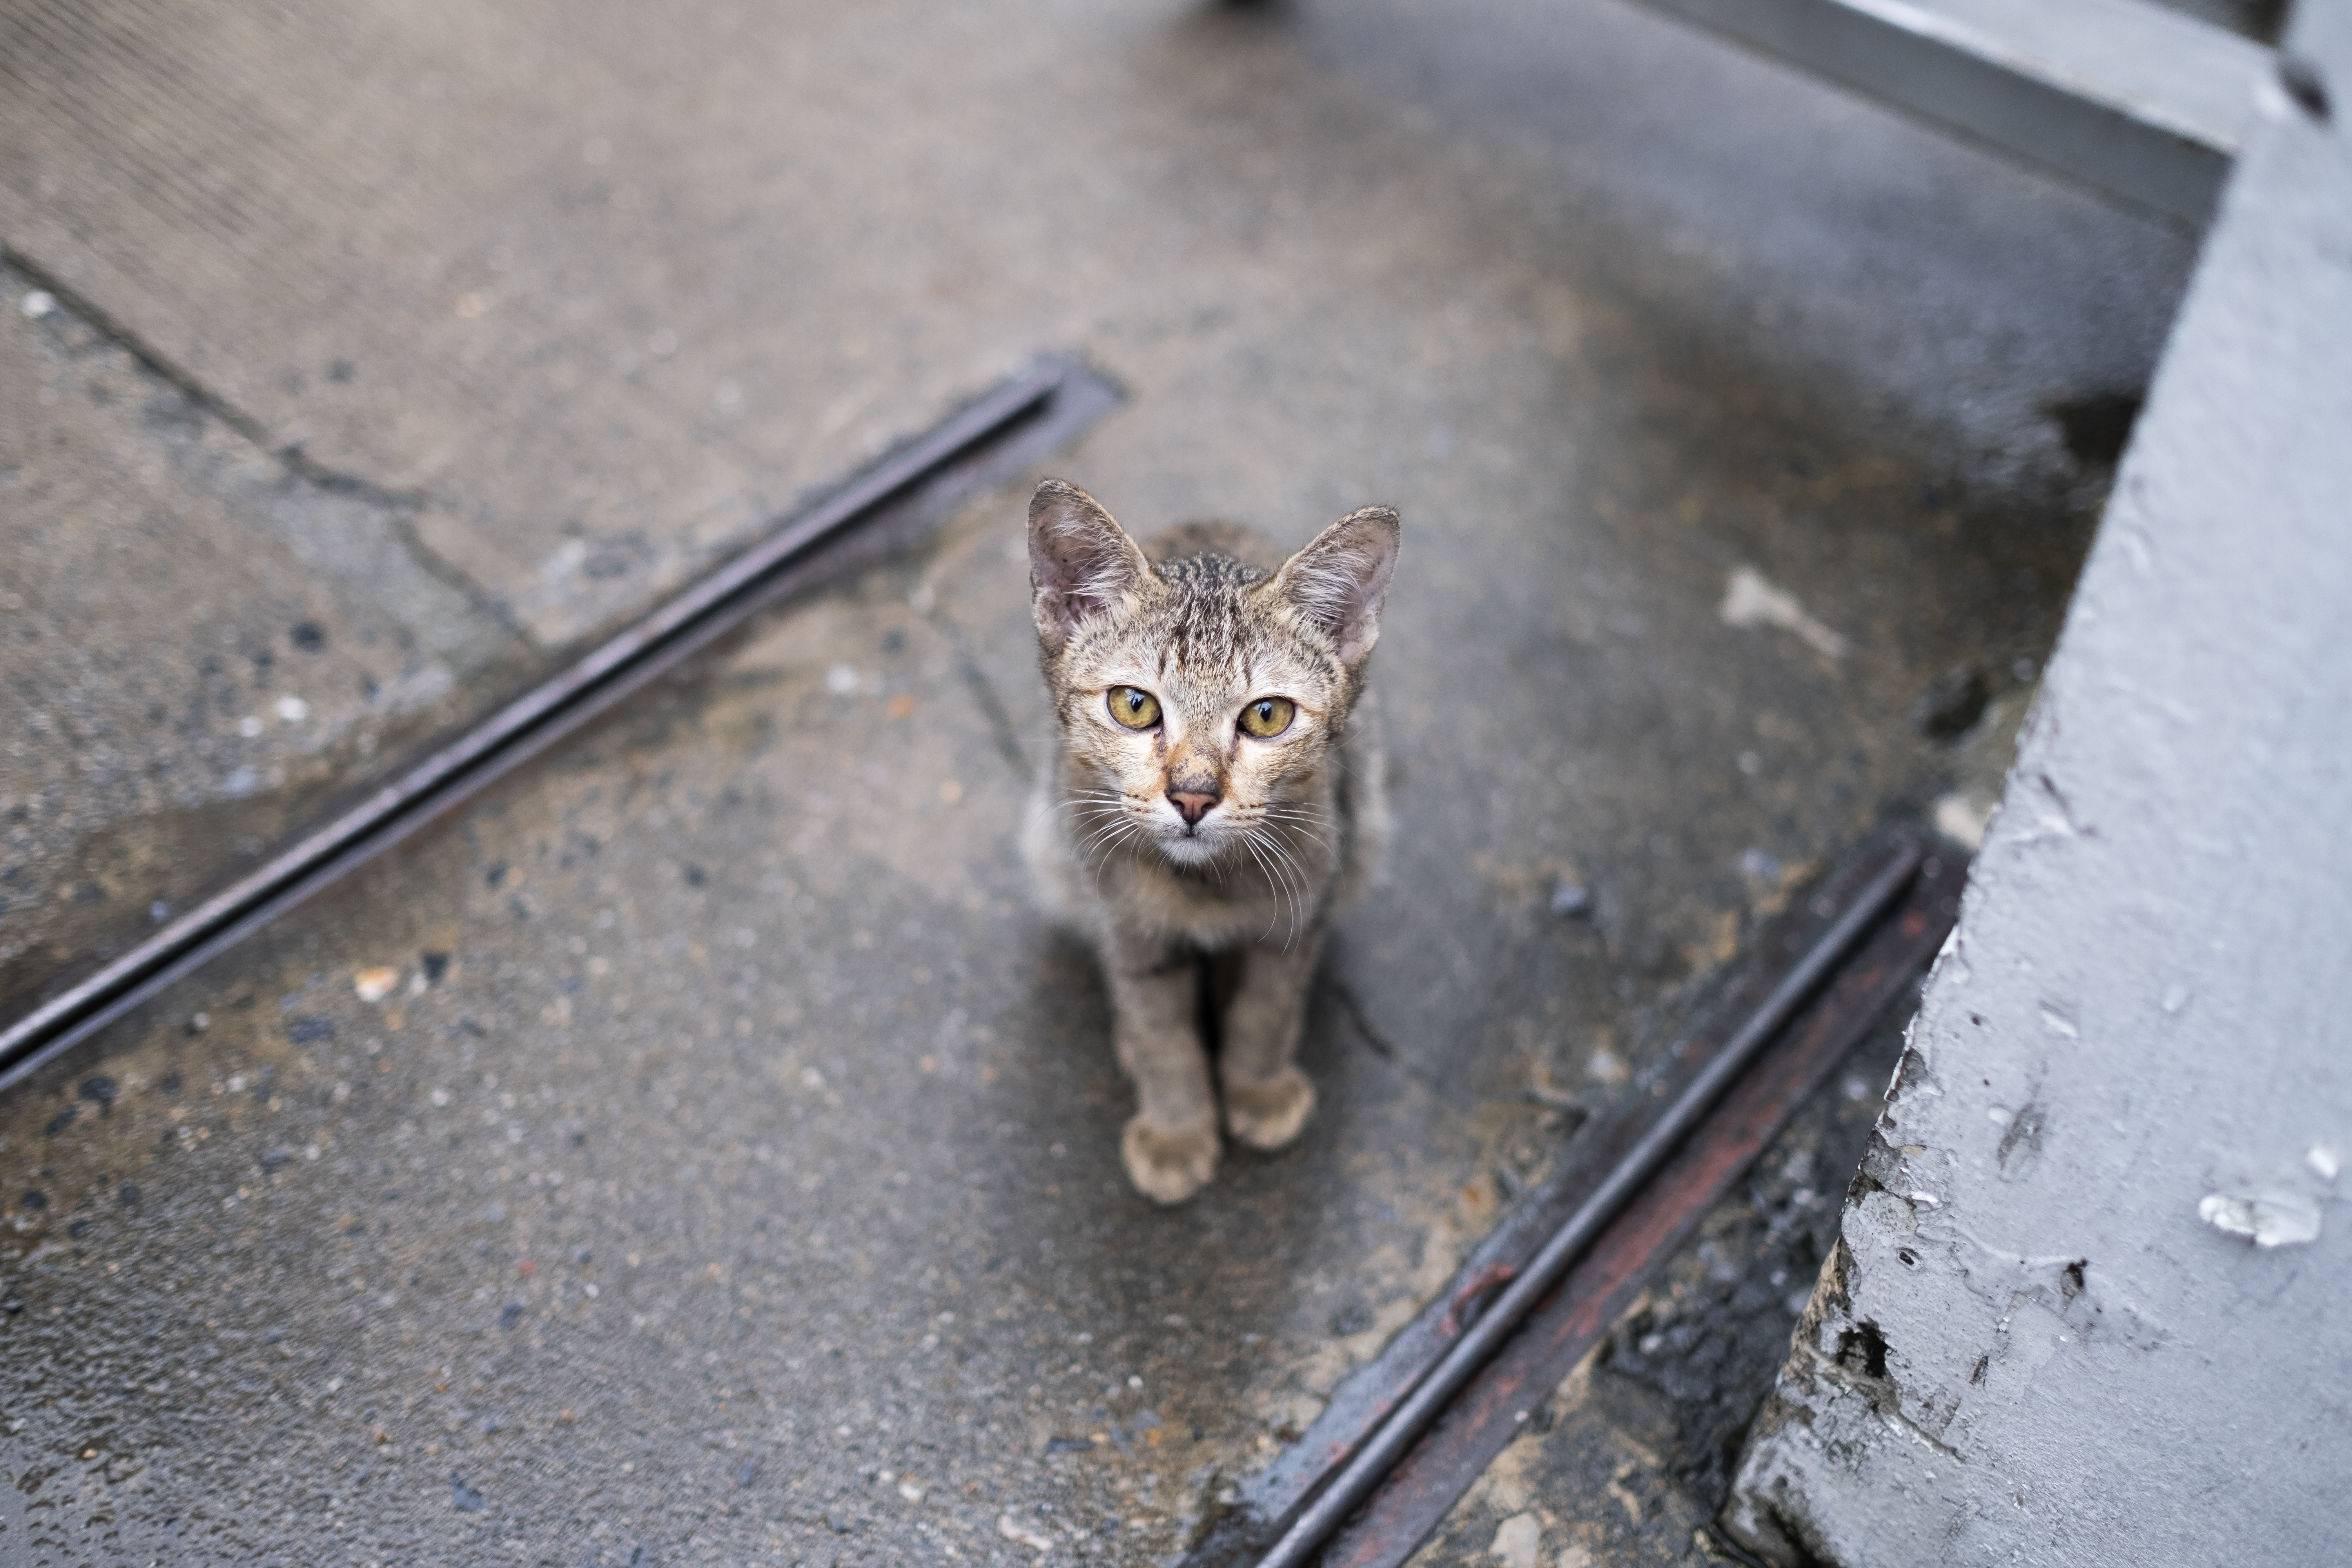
[1073,812,1141,867]
[1256,811,1335,858]
[1253,829,1316,951]
[1238,823,1304,949]
[1237,832,1288,945]
[1058,808,1122,845]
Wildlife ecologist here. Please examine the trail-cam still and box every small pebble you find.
[1549,881,1592,918]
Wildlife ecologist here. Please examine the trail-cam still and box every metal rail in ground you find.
[1323,845,1967,1568]
[1629,0,2277,225]
[1181,828,1963,1568]
[0,356,1120,1096]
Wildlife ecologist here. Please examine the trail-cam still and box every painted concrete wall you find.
[1721,7,2352,1564]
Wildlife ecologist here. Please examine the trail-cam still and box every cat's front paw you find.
[1121,1114,1220,1205]
[1222,1067,1316,1151]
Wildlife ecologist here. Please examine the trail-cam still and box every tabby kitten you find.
[1021,479,1400,1203]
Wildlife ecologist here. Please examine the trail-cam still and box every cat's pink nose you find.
[1169,789,1220,826]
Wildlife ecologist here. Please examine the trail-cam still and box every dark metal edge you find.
[1315,849,1967,1568]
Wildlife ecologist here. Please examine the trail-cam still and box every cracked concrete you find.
[1,0,2196,1563]
[0,261,530,1020]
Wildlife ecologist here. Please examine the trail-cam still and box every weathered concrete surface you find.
[0,262,530,1024]
[0,0,2183,653]
[0,0,2203,1563]
[0,0,2178,660]
[2,0,2181,1074]
[0,485,1940,1568]
[1723,9,2352,1565]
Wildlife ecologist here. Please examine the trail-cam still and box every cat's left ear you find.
[1270,505,1401,666]
[1029,479,1151,653]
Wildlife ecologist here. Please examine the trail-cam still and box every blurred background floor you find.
[1,0,2193,1563]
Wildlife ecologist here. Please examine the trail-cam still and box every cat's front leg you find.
[1216,934,1324,1151]
[1103,938,1220,1203]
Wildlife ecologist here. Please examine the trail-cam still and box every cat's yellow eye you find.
[1108,686,1162,730]
[1238,696,1296,739]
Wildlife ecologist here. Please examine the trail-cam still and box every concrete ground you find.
[2,0,2191,1563]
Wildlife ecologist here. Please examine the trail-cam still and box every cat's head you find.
[1027,479,1399,868]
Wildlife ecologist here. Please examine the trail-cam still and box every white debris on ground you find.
[1488,1510,1543,1568]
[1933,791,1994,850]
[997,1513,1053,1552]
[1719,564,1852,660]
[352,966,401,1003]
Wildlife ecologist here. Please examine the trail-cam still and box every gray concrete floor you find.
[2,1,2189,1563]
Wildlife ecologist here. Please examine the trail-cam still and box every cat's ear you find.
[1029,479,1149,652]
[1270,505,1401,666]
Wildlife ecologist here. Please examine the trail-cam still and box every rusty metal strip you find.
[1246,834,1930,1568]
[0,356,1120,1095]
[1316,848,1968,1568]
[1180,832,1936,1568]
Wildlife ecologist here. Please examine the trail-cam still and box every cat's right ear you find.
[1029,479,1149,653]
[1270,504,1401,667]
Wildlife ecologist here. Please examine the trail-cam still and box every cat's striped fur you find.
[1022,479,1399,1202]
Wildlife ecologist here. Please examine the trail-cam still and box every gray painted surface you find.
[1632,0,2274,224]
[1723,7,2352,1564]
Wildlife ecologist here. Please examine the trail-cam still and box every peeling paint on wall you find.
[1720,9,2352,1560]
[2197,1192,2321,1249]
